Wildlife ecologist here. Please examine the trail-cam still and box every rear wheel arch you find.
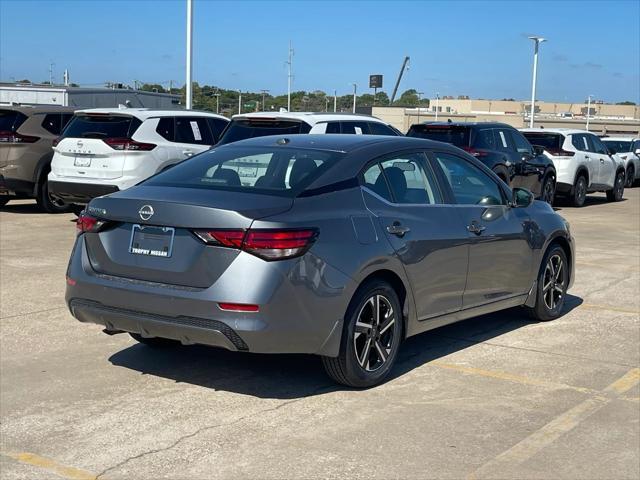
[545,236,572,286]
[356,269,409,337]
[574,167,589,187]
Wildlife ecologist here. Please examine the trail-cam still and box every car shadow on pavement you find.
[108,294,583,399]
[0,201,43,214]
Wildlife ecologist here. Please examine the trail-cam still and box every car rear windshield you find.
[601,140,631,154]
[406,125,471,147]
[145,145,344,197]
[61,114,141,139]
[216,119,311,145]
[521,132,564,150]
[0,110,28,132]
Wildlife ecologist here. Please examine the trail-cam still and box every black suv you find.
[407,122,556,204]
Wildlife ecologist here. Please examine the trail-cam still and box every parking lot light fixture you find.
[528,36,546,128]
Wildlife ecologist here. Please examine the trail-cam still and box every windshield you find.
[216,119,311,145]
[522,132,564,150]
[406,125,471,147]
[61,114,140,139]
[145,145,344,197]
[602,140,632,154]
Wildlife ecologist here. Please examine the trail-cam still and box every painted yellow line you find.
[3,452,98,480]
[467,368,640,479]
[580,303,640,315]
[604,367,640,395]
[430,361,599,396]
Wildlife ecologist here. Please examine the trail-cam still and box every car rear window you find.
[61,114,141,139]
[602,140,632,154]
[406,125,471,147]
[521,132,564,150]
[216,119,311,145]
[0,110,28,132]
[145,145,343,197]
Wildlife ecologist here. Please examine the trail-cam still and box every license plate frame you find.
[128,224,175,258]
[74,156,92,167]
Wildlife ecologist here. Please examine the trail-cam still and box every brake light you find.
[194,228,318,261]
[0,130,39,143]
[103,137,156,151]
[546,149,575,157]
[52,137,61,147]
[462,146,488,157]
[76,213,104,234]
[218,303,259,312]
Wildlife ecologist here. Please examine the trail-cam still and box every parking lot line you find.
[2,452,98,480]
[580,303,640,315]
[467,367,640,479]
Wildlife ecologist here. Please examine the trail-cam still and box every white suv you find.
[48,108,229,205]
[521,128,626,207]
[216,112,402,145]
[601,136,640,188]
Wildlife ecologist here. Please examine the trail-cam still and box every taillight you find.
[462,146,488,157]
[547,149,575,157]
[193,228,318,261]
[218,303,259,312]
[52,137,61,147]
[102,137,156,151]
[0,130,39,144]
[76,213,105,234]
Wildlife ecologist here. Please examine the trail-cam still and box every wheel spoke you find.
[543,280,553,292]
[554,285,564,294]
[554,261,563,281]
[355,321,372,332]
[379,315,395,335]
[374,295,381,326]
[374,340,388,362]
[358,338,372,367]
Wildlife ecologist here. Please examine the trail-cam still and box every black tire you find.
[36,176,71,213]
[492,165,510,186]
[624,166,635,188]
[129,333,180,348]
[571,174,587,207]
[70,204,85,216]
[528,244,569,322]
[540,175,556,205]
[322,279,403,388]
[606,170,625,202]
[0,196,9,207]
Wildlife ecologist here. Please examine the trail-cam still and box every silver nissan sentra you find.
[66,134,574,387]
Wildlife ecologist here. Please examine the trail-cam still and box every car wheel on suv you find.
[36,170,70,213]
[322,279,403,388]
[571,175,587,207]
[606,170,625,202]
[541,175,555,205]
[625,166,635,189]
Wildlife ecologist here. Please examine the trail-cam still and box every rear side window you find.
[217,119,311,145]
[362,163,393,201]
[41,114,62,135]
[379,153,441,204]
[474,129,496,149]
[341,121,370,135]
[325,122,341,134]
[175,117,214,145]
[522,132,564,151]
[206,118,228,142]
[156,117,175,141]
[588,135,608,155]
[406,125,471,148]
[368,122,399,136]
[0,110,28,132]
[146,145,343,197]
[61,115,141,139]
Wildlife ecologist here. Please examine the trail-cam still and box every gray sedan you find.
[66,135,574,387]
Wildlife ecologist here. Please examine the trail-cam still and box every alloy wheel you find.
[353,294,396,372]
[615,173,625,199]
[575,178,586,205]
[542,254,565,311]
[543,178,555,205]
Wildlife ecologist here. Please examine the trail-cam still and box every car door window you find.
[433,152,506,206]
[362,163,393,201]
[206,118,228,143]
[589,135,608,155]
[571,134,590,152]
[378,153,441,204]
[175,117,214,145]
[325,122,341,134]
[474,129,496,149]
[495,129,514,152]
[368,122,397,136]
[511,130,533,154]
[341,121,371,135]
[156,117,175,141]
[41,113,62,135]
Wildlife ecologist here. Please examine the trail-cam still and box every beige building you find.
[368,99,640,135]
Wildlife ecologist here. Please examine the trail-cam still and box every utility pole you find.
[238,90,242,114]
[63,69,69,86]
[261,89,269,111]
[169,80,173,94]
[586,94,594,131]
[334,90,337,112]
[352,83,357,113]
[49,62,54,85]
[213,93,220,114]
[287,41,293,111]
[435,92,440,121]
[528,36,546,128]
[417,92,423,124]
[325,97,329,112]
[185,0,193,109]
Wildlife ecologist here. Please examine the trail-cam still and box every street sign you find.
[369,75,383,89]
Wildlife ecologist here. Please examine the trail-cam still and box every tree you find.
[139,83,166,93]
[616,101,636,105]
[394,89,420,106]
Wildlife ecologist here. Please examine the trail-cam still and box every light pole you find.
[287,41,293,111]
[586,94,594,131]
[261,89,269,111]
[435,92,440,121]
[333,90,337,112]
[352,83,357,113]
[238,90,242,115]
[185,0,193,109]
[528,36,546,128]
[417,92,424,124]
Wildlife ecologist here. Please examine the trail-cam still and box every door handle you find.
[183,150,195,157]
[467,222,486,235]
[600,158,605,163]
[386,222,410,237]
[585,156,591,160]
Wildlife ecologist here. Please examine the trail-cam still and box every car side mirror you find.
[635,148,640,155]
[511,187,534,208]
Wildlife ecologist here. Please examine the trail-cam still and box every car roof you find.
[74,107,228,121]
[0,104,76,114]
[520,128,591,135]
[230,111,389,125]
[601,136,639,141]
[410,121,515,129]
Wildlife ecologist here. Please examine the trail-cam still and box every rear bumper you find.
[0,175,35,196]
[49,181,119,204]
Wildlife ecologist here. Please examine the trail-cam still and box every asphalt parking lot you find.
[1,190,638,480]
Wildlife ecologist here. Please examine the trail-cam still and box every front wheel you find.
[606,170,625,202]
[322,280,403,388]
[528,245,569,321]
[571,175,587,207]
[624,166,635,189]
[540,175,556,205]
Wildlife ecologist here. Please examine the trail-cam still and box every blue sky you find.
[1,0,638,103]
